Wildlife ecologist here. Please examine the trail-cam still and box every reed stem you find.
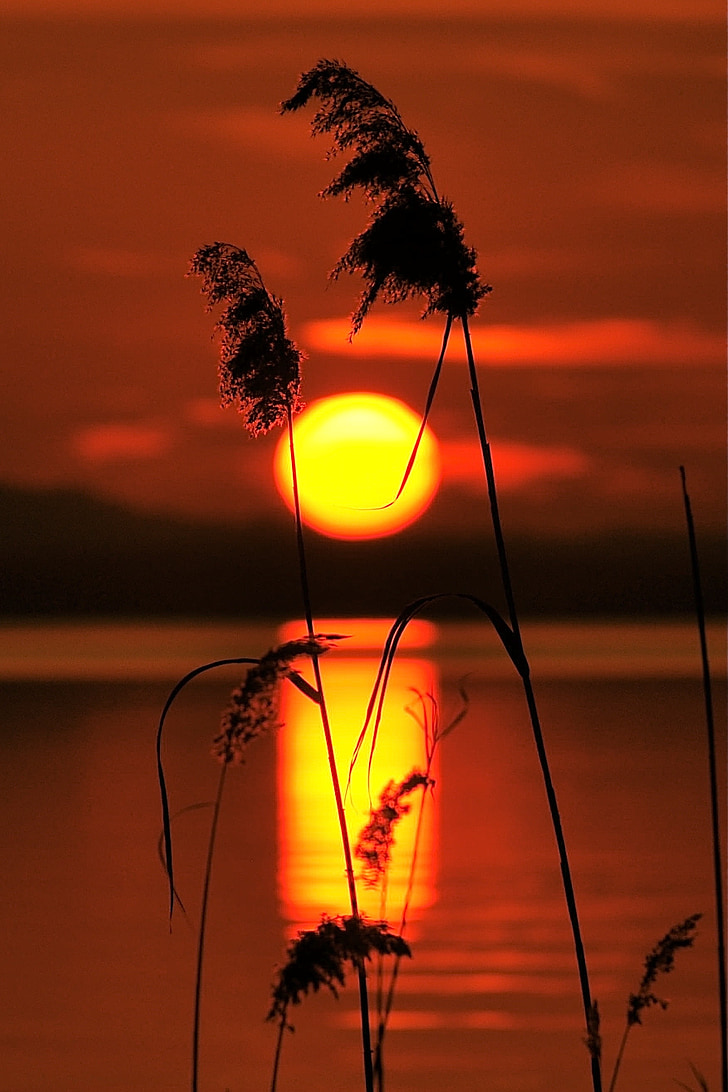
[680,466,727,1092]
[373,753,433,1090]
[270,1016,286,1092]
[461,313,601,1092]
[606,1023,630,1092]
[286,403,375,1092]
[192,760,228,1092]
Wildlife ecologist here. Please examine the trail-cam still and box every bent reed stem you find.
[286,403,375,1092]
[461,313,602,1092]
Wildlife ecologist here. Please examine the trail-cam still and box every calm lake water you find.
[1,619,725,1092]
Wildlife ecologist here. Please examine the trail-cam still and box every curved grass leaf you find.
[347,592,526,800]
[156,657,260,924]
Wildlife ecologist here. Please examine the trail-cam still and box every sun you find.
[273,392,441,540]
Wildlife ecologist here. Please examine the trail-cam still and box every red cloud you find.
[302,317,723,367]
[73,423,172,463]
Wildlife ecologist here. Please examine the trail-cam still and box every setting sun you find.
[273,392,441,540]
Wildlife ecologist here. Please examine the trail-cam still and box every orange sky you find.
[1,7,725,541]
[3,0,722,17]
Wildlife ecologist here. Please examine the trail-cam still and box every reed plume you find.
[213,635,342,764]
[354,769,433,888]
[189,241,303,434]
[267,916,409,1092]
[281,58,488,333]
[268,916,411,1029]
[607,914,702,1092]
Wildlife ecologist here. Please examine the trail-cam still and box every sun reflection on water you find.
[276,619,439,928]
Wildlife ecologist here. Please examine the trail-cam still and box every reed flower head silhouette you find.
[354,769,433,887]
[626,913,701,1026]
[267,915,411,1030]
[281,59,489,333]
[213,635,340,764]
[189,242,303,435]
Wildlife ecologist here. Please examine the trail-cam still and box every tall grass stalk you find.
[185,243,374,1091]
[680,465,727,1092]
[191,761,228,1092]
[286,402,375,1092]
[462,312,601,1092]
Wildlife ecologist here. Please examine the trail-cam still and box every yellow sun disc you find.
[273,392,441,540]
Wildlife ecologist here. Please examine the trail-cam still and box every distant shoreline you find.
[0,617,724,682]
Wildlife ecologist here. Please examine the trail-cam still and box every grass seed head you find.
[282,59,489,331]
[213,635,339,764]
[267,915,411,1029]
[189,242,303,435]
[354,769,433,886]
[627,913,702,1026]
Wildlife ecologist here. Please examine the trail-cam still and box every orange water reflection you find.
[277,619,439,927]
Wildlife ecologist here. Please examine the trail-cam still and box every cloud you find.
[178,107,318,160]
[458,38,723,99]
[301,316,724,367]
[596,162,724,214]
[180,25,722,105]
[443,438,590,490]
[73,423,173,463]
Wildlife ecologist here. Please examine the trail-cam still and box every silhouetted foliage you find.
[268,916,411,1030]
[354,770,433,887]
[189,243,303,435]
[606,914,702,1092]
[627,913,701,1026]
[281,59,489,332]
[214,635,342,764]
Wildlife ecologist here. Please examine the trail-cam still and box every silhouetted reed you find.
[606,914,702,1092]
[182,246,381,1092]
[188,242,302,435]
[281,58,488,334]
[267,916,410,1092]
[213,636,340,764]
[283,58,602,1092]
[157,638,340,1092]
[355,770,433,888]
[681,466,727,1092]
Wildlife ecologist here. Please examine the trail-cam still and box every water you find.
[1,620,725,1092]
